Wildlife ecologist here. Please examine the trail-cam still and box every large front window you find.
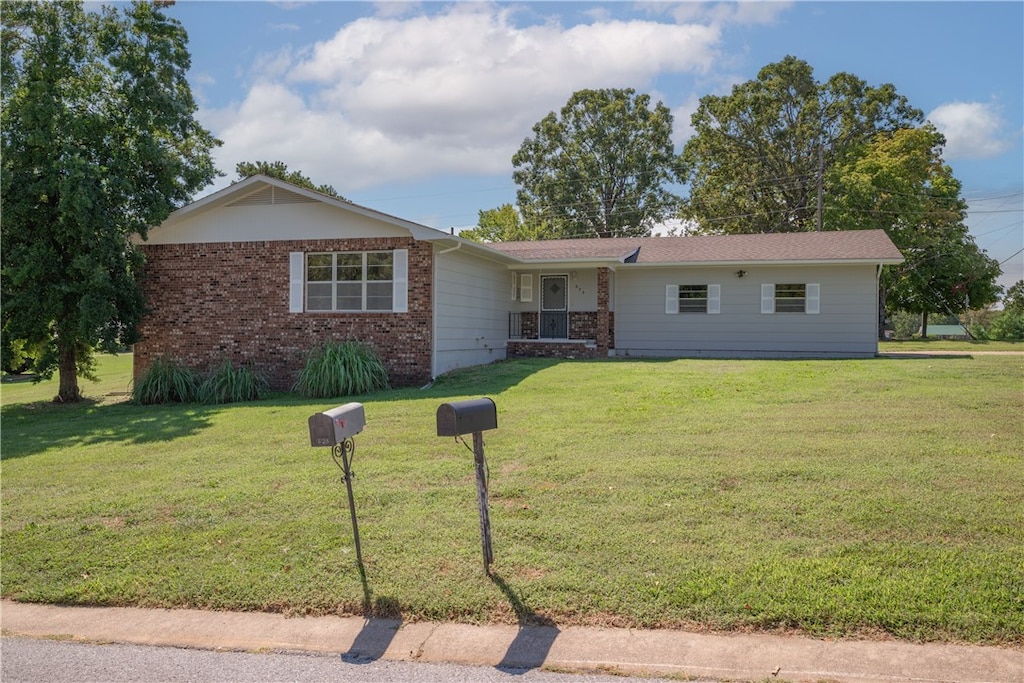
[306,251,394,311]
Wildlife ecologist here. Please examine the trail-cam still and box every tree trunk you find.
[56,343,82,403]
[920,311,929,340]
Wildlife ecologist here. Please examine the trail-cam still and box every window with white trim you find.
[666,284,720,314]
[306,251,394,312]
[761,283,819,314]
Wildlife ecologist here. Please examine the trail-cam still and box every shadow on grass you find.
[490,572,560,675]
[0,399,217,460]
[5,354,945,462]
[0,357,560,462]
[402,357,566,399]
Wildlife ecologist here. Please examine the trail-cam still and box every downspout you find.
[876,263,885,343]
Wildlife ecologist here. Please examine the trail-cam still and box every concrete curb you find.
[2,601,1021,682]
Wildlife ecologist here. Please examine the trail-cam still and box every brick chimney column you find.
[596,267,610,355]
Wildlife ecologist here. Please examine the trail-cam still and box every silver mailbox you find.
[308,402,366,447]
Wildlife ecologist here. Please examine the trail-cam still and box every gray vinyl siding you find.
[432,247,509,377]
[614,264,880,358]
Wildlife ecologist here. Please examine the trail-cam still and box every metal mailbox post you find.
[308,403,367,582]
[436,397,498,574]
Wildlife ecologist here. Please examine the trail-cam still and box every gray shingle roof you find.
[485,229,903,264]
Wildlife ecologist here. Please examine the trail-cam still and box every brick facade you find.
[506,340,602,359]
[135,237,433,390]
[513,311,614,347]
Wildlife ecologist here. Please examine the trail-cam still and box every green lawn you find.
[2,353,1022,645]
[879,339,1023,353]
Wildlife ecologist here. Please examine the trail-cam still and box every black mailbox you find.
[436,397,497,437]
[308,402,366,447]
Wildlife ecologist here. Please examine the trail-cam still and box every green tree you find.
[1,0,220,402]
[234,160,345,200]
[895,238,1002,338]
[680,56,922,234]
[827,126,1001,336]
[512,88,683,239]
[1002,280,1024,313]
[981,280,1024,341]
[458,204,555,243]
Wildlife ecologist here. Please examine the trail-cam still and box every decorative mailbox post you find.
[308,403,367,577]
[436,397,498,574]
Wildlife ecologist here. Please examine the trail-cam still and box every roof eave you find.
[628,257,905,267]
[502,257,629,268]
[144,175,452,242]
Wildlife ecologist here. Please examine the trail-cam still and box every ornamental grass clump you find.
[132,357,199,404]
[293,341,390,398]
[197,360,269,404]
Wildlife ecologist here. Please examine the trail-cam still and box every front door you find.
[540,275,568,339]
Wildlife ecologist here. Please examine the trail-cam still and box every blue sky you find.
[166,1,1023,292]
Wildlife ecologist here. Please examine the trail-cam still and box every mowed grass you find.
[2,352,1022,645]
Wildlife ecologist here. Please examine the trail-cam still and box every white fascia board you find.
[502,258,625,270]
[628,257,904,268]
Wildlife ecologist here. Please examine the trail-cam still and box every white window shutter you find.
[519,274,533,302]
[806,283,820,314]
[665,285,678,314]
[761,284,775,314]
[511,273,518,301]
[289,252,304,313]
[392,249,408,313]
[707,284,721,314]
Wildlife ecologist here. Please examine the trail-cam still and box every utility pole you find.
[816,144,824,232]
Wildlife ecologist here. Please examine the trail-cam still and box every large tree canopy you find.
[234,160,345,200]
[680,56,922,234]
[826,125,1001,332]
[678,56,1001,333]
[1,0,220,402]
[512,88,683,239]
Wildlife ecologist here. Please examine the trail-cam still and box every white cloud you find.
[928,101,1013,160]
[207,4,722,191]
[638,1,791,27]
[206,81,514,192]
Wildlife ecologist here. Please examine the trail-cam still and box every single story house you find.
[133,175,904,389]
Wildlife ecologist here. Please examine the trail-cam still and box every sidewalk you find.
[2,600,1021,682]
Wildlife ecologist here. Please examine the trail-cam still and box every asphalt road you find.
[1,637,682,683]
